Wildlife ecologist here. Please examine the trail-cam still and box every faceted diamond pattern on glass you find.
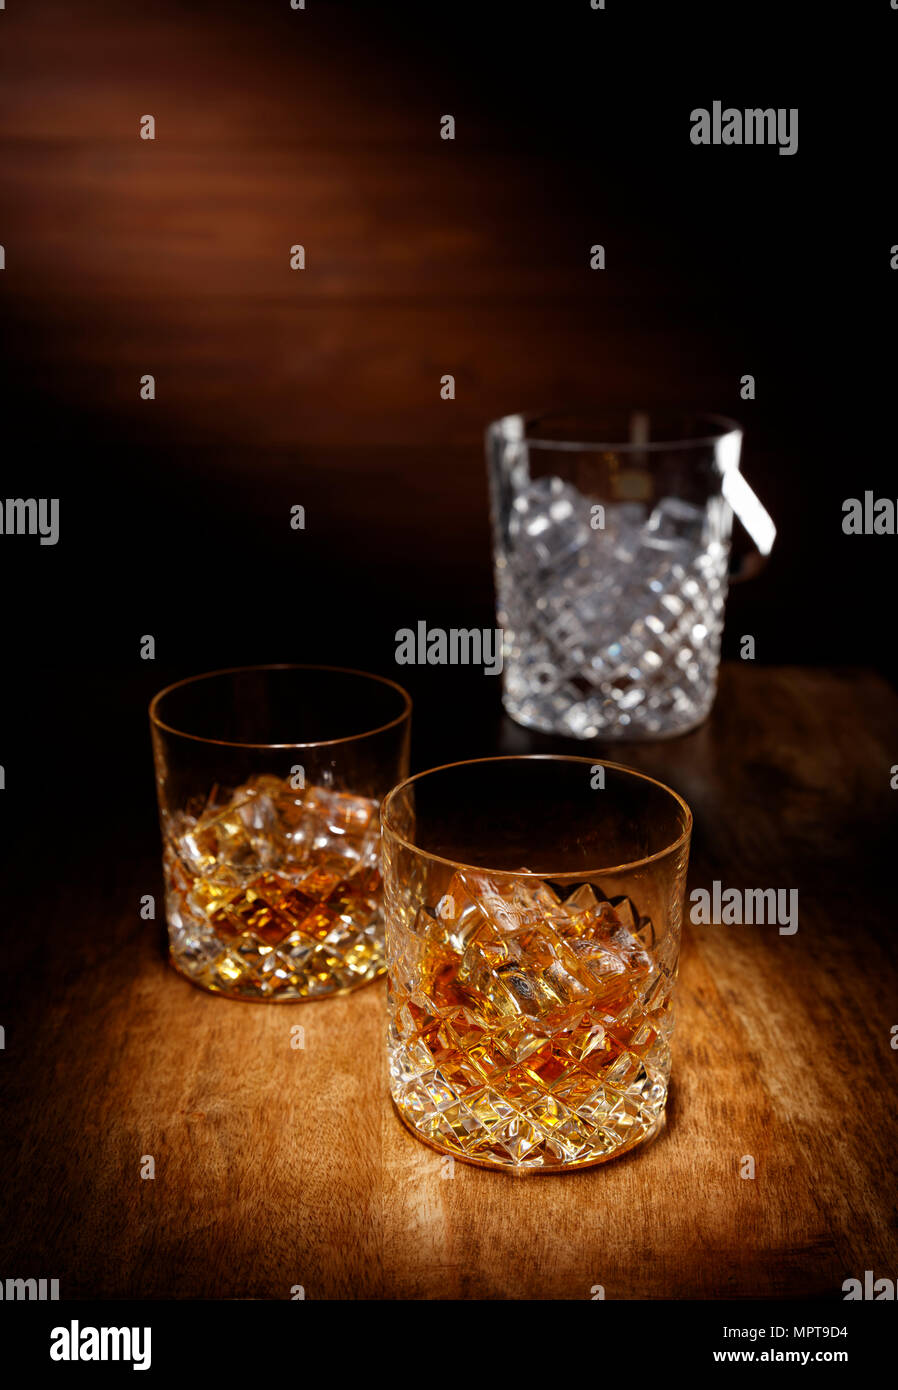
[387,868,673,1169]
[496,476,730,738]
[165,775,383,999]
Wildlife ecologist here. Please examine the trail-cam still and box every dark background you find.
[1,0,897,1312]
[0,0,892,862]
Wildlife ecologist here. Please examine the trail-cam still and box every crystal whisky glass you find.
[382,755,691,1170]
[150,664,411,1001]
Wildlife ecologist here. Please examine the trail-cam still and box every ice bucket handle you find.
[724,468,776,584]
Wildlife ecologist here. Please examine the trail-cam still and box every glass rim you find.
[488,409,742,454]
[149,662,412,751]
[381,753,692,878]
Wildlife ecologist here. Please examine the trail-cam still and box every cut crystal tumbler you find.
[150,664,411,1000]
[383,755,691,1171]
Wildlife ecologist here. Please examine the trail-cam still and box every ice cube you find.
[509,476,591,573]
[455,868,562,936]
[244,774,308,849]
[645,496,708,549]
[180,795,277,882]
[595,501,648,563]
[304,786,376,837]
[293,786,380,875]
[418,871,659,1036]
[436,875,595,1033]
[432,872,492,950]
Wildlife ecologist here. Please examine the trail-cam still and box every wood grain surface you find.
[1,665,896,1300]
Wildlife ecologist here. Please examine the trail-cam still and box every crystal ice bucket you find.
[383,755,692,1171]
[486,410,774,740]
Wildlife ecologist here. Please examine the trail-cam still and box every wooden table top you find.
[2,664,896,1300]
